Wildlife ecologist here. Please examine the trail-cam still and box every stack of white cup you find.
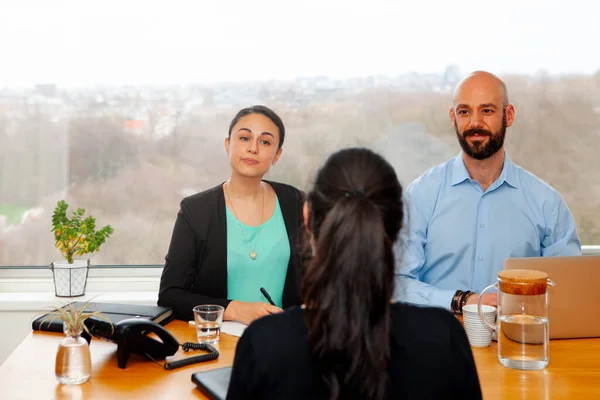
[462,304,496,347]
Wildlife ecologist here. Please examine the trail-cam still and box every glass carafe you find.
[478,269,555,370]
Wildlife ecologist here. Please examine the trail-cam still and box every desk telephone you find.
[86,317,219,370]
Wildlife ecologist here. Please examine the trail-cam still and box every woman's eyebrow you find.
[237,127,274,138]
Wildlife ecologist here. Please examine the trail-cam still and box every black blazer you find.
[227,304,482,399]
[158,181,306,321]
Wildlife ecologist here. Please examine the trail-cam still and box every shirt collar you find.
[450,151,519,189]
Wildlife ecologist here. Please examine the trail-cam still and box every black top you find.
[227,303,482,400]
[158,181,306,321]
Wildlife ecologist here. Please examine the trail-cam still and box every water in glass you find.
[193,304,224,344]
[196,321,221,344]
[498,313,549,370]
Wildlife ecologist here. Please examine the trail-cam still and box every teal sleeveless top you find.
[226,197,290,307]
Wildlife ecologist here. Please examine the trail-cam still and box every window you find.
[1,0,598,266]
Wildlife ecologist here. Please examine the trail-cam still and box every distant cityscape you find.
[0,67,468,206]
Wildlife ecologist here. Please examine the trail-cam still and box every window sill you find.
[0,266,161,310]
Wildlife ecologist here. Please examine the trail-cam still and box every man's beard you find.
[456,113,507,160]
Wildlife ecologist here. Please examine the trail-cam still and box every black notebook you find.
[192,367,232,400]
[32,302,174,333]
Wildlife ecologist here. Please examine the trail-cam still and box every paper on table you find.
[220,321,247,337]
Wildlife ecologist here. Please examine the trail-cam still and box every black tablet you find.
[191,367,232,400]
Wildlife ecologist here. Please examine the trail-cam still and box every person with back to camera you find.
[158,105,305,325]
[226,148,482,400]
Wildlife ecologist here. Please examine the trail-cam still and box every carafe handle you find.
[477,283,498,331]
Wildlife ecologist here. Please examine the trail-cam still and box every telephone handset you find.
[86,317,219,370]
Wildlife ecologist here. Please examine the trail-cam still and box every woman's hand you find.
[224,300,283,325]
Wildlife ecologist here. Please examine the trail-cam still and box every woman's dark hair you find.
[303,147,403,400]
[228,105,285,149]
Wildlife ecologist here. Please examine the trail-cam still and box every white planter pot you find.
[49,260,90,297]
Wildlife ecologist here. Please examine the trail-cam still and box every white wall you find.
[0,310,38,365]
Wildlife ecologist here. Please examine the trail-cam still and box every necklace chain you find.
[224,182,265,260]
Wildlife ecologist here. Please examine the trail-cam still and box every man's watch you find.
[451,290,476,315]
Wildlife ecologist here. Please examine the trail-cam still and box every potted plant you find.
[38,300,113,384]
[50,200,114,297]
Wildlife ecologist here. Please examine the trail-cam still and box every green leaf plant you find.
[51,200,114,264]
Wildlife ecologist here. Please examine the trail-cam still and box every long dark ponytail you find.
[303,148,403,400]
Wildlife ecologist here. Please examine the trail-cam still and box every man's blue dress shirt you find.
[395,152,581,310]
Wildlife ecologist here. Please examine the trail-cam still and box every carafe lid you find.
[498,269,549,295]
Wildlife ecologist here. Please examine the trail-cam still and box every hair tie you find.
[344,189,365,198]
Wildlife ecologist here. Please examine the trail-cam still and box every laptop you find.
[191,367,232,400]
[503,255,600,339]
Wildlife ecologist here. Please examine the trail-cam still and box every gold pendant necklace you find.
[224,182,265,260]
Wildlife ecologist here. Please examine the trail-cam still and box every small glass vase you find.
[55,322,92,385]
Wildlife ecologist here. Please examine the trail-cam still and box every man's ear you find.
[504,104,516,128]
[302,201,311,234]
[449,106,457,128]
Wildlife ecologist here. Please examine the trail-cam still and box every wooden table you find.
[1,320,599,399]
[471,339,600,399]
[0,320,235,399]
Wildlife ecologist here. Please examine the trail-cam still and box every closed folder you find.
[32,302,174,332]
[191,367,232,400]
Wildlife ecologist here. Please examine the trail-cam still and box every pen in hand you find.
[260,287,276,306]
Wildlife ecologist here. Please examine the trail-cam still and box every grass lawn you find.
[0,204,28,225]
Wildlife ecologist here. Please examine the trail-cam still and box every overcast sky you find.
[0,0,598,87]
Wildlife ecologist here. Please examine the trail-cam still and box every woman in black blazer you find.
[158,106,305,324]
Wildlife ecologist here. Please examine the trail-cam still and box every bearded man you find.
[394,71,581,314]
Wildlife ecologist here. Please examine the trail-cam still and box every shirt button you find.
[480,224,485,228]
[478,256,483,261]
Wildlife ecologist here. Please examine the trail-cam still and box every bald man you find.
[394,71,581,314]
